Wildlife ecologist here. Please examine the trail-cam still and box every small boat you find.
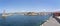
[53,12,60,19]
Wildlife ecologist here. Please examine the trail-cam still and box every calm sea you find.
[0,14,52,26]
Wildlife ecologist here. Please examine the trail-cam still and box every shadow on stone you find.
[53,17,60,24]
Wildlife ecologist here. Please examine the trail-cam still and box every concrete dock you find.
[41,16,60,26]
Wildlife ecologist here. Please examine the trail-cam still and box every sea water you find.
[0,14,52,26]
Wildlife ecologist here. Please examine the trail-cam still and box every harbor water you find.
[0,14,52,26]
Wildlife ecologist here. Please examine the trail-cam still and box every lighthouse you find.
[2,10,6,17]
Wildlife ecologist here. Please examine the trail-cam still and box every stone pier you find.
[41,16,60,26]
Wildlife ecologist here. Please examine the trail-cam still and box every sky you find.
[0,0,60,13]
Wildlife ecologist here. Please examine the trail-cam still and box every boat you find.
[53,12,60,19]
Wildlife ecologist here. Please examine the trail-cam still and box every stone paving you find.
[41,16,60,26]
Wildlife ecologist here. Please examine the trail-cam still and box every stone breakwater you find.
[41,16,60,26]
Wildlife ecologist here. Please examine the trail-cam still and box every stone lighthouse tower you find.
[2,9,6,16]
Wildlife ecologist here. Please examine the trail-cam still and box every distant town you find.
[2,10,53,17]
[2,10,60,17]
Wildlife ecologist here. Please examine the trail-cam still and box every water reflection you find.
[1,16,6,26]
[0,13,52,26]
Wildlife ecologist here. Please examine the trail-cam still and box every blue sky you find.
[0,0,60,13]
